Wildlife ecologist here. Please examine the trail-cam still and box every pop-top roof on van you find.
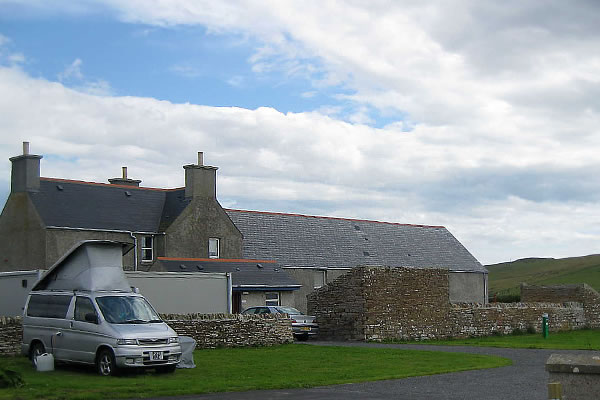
[33,240,134,292]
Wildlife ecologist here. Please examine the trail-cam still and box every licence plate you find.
[151,351,163,361]
[301,327,311,331]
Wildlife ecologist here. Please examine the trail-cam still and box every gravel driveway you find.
[143,341,595,400]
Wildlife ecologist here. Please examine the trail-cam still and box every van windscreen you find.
[27,294,72,318]
[96,296,162,324]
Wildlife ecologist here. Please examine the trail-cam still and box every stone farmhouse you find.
[0,142,488,312]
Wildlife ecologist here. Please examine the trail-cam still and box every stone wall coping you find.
[451,302,581,309]
[160,313,290,321]
[546,354,600,374]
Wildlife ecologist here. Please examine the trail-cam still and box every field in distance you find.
[487,254,600,300]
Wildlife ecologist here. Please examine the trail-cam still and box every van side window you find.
[74,297,98,323]
[27,294,72,318]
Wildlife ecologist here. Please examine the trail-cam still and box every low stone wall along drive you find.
[0,314,293,356]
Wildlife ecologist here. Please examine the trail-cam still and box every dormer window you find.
[208,238,219,258]
[141,235,153,262]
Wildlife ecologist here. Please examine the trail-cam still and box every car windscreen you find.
[275,306,302,315]
[96,296,162,324]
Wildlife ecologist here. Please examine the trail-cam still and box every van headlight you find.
[168,337,179,344]
[117,339,138,345]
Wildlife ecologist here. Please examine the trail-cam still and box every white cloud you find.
[2,1,600,264]
[226,75,244,87]
[58,58,84,81]
[57,58,113,96]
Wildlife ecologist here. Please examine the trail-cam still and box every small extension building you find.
[0,142,487,312]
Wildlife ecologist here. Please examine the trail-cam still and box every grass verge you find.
[385,329,600,350]
[0,344,510,400]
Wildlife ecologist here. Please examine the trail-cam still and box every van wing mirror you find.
[85,313,99,324]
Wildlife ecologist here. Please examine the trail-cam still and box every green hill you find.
[486,254,600,300]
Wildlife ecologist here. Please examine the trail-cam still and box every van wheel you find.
[96,349,118,376]
[30,342,45,367]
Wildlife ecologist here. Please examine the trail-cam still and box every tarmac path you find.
[143,341,595,400]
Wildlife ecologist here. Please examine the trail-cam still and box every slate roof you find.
[156,257,300,290]
[30,178,188,232]
[225,209,486,273]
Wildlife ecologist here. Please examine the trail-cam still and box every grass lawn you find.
[0,344,510,400]
[388,329,600,350]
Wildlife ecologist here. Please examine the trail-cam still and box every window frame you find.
[314,270,326,289]
[265,292,280,306]
[208,237,220,259]
[141,235,153,263]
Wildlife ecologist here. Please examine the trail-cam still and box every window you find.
[74,297,98,323]
[26,294,72,318]
[141,235,153,262]
[314,270,326,289]
[265,292,280,306]
[208,238,219,258]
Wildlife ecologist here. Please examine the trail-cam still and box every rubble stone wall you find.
[521,283,600,328]
[162,313,294,348]
[0,314,292,355]
[0,317,22,356]
[308,267,595,341]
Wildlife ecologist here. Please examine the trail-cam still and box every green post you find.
[542,313,549,339]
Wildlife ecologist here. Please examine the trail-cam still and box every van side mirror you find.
[85,313,99,324]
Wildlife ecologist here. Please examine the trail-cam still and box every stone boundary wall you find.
[162,313,293,348]
[521,283,600,329]
[308,267,595,341]
[0,314,292,356]
[0,317,22,356]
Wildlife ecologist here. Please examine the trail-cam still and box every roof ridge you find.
[41,177,184,192]
[158,257,277,263]
[224,208,445,229]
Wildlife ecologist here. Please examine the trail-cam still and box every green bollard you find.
[542,313,549,339]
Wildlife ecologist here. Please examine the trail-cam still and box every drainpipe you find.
[226,272,232,314]
[130,232,138,272]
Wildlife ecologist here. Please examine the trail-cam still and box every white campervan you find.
[21,240,182,376]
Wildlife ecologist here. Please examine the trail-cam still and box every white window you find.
[265,292,280,306]
[314,270,326,289]
[208,238,220,258]
[141,235,153,262]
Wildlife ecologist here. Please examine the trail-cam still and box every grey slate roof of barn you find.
[30,178,183,232]
[225,209,487,273]
[157,258,300,289]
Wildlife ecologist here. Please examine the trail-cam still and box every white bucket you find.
[36,353,55,372]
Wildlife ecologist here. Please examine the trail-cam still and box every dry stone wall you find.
[522,283,600,329]
[0,317,21,356]
[308,267,597,341]
[0,314,292,356]
[162,313,293,348]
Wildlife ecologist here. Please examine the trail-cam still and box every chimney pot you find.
[122,166,127,179]
[198,152,204,166]
[23,141,30,155]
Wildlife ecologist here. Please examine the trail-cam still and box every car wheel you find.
[296,334,309,341]
[156,364,177,374]
[29,342,45,367]
[96,349,118,376]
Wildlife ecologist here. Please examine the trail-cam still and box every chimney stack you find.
[9,141,42,193]
[108,166,141,187]
[184,152,218,199]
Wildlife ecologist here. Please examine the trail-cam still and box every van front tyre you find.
[97,349,118,376]
[29,342,45,367]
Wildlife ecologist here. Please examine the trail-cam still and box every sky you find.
[1,1,600,265]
